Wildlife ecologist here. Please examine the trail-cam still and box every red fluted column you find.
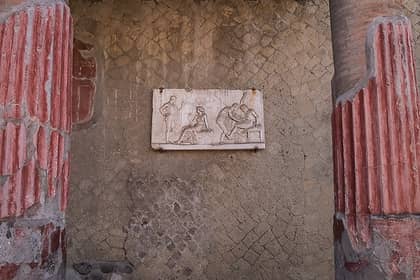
[0,0,72,278]
[330,1,420,279]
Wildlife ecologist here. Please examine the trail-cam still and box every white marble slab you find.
[151,89,265,150]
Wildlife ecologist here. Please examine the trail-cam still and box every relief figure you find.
[216,103,240,142]
[230,104,259,135]
[160,96,182,142]
[217,100,260,143]
[176,106,212,144]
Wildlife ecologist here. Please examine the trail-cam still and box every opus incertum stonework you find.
[152,89,265,150]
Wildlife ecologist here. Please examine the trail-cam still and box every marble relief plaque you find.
[151,89,265,150]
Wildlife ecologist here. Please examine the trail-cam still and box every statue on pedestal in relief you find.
[159,95,183,143]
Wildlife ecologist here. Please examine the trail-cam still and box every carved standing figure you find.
[160,96,180,142]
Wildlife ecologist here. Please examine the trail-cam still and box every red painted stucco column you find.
[330,0,420,279]
[0,0,72,278]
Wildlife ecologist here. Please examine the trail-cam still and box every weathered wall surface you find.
[67,0,420,279]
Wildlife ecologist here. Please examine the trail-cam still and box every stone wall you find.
[67,0,420,279]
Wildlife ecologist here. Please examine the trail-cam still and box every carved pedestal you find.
[0,0,72,278]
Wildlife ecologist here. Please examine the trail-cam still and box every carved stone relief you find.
[152,89,265,150]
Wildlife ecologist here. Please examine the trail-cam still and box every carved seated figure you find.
[176,106,212,144]
[217,103,261,143]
